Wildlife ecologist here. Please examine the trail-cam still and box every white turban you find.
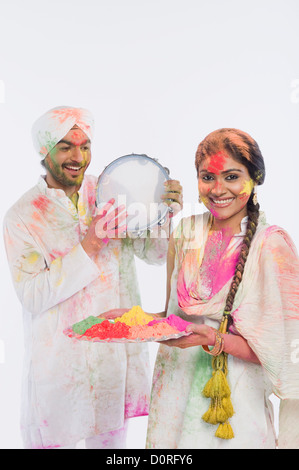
[32,106,95,157]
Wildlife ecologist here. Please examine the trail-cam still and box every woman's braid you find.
[224,195,260,322]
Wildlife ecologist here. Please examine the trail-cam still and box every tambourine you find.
[96,153,172,237]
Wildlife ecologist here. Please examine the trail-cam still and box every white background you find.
[0,0,299,449]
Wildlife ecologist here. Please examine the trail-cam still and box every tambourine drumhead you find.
[96,154,170,235]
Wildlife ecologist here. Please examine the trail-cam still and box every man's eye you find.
[81,146,90,151]
[60,147,70,151]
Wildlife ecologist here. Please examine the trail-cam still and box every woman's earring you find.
[252,186,258,205]
[198,195,202,204]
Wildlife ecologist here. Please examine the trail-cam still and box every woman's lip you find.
[209,197,235,208]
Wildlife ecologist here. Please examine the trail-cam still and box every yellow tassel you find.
[222,396,234,418]
[203,369,230,399]
[216,403,228,424]
[215,421,234,440]
[202,398,231,425]
[202,400,217,424]
[202,373,215,398]
[201,351,234,439]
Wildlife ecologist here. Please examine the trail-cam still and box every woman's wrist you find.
[202,327,225,356]
[208,326,218,346]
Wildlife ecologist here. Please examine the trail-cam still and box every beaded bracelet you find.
[202,329,224,356]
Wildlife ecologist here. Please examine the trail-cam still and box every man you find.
[3,106,183,449]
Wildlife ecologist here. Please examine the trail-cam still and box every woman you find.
[145,128,299,449]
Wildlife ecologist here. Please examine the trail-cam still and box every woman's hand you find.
[160,324,216,349]
[160,323,261,364]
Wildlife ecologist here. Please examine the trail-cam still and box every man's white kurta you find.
[4,175,168,449]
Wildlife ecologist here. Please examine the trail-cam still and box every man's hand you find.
[81,199,127,257]
[97,308,130,320]
[161,180,183,218]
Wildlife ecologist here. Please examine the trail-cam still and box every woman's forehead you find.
[199,151,247,174]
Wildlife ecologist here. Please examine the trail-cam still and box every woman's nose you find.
[211,180,226,196]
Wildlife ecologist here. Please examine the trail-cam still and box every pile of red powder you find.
[83,320,130,339]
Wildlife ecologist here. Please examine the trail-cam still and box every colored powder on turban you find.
[129,322,179,339]
[115,305,154,326]
[83,320,130,339]
[32,106,94,157]
[72,316,105,335]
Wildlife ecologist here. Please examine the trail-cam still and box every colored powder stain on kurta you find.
[125,393,149,418]
[32,195,51,213]
[27,251,40,264]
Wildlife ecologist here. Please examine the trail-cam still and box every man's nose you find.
[71,146,85,162]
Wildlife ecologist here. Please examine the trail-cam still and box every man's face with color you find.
[44,126,91,189]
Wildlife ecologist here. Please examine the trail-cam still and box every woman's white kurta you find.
[146,213,299,449]
[4,175,168,449]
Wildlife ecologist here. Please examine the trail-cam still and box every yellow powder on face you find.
[114,306,154,326]
[239,178,254,197]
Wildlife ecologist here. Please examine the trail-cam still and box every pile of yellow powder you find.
[114,306,154,326]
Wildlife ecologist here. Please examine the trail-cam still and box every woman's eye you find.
[226,174,238,180]
[202,175,214,181]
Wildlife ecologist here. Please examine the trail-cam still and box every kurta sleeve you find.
[3,211,100,315]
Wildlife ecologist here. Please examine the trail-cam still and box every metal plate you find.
[63,327,191,343]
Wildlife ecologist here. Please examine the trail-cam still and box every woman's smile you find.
[208,196,235,208]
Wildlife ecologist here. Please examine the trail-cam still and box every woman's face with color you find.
[197,151,254,221]
[44,126,91,189]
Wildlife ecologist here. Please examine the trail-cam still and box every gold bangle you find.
[202,329,224,356]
